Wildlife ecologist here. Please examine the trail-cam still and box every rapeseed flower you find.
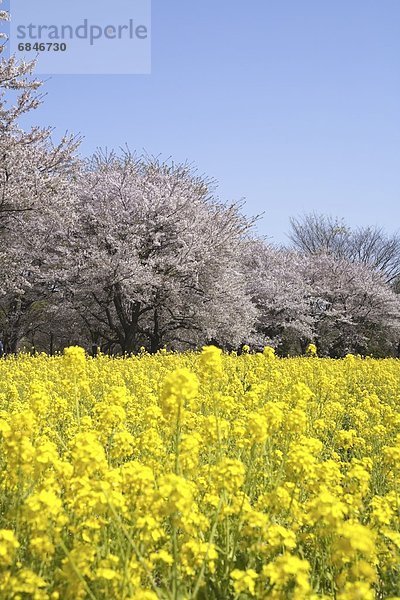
[0,346,399,598]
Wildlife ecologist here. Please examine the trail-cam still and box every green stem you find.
[172,401,182,599]
[106,499,166,600]
[59,539,98,600]
[191,497,223,599]
[74,374,81,429]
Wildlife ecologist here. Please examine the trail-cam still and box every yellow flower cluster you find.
[0,347,400,598]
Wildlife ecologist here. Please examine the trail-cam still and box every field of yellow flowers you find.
[0,346,400,599]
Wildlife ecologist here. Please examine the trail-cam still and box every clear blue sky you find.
[8,0,400,243]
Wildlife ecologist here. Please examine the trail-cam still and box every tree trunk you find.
[8,333,19,354]
[149,309,161,353]
[122,327,138,354]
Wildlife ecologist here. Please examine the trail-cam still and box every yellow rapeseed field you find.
[0,346,400,599]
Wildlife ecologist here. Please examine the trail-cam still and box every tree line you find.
[1,10,400,357]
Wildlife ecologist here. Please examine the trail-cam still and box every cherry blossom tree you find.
[61,151,257,353]
[245,240,400,356]
[0,4,80,352]
[301,252,400,357]
[243,240,314,353]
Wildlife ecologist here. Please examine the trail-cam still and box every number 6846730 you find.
[17,42,67,52]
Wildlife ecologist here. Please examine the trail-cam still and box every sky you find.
[5,0,400,243]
